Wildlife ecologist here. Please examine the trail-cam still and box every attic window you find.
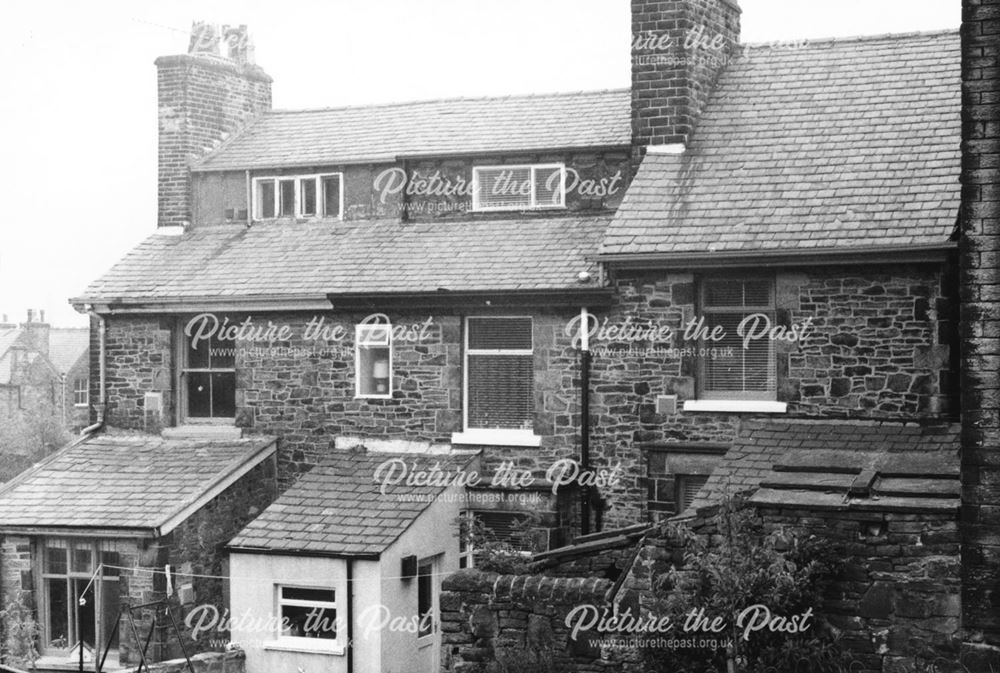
[472,164,565,211]
[253,173,343,221]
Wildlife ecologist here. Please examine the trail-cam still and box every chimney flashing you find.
[646,143,686,155]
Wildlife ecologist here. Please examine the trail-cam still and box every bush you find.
[1,591,40,670]
[642,499,850,673]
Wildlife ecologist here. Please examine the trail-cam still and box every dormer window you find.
[472,164,565,212]
[252,173,343,220]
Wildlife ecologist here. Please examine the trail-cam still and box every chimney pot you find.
[27,309,34,323]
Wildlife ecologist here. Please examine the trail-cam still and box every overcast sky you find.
[0,0,958,327]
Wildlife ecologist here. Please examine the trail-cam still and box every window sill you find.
[355,394,393,400]
[263,639,345,656]
[452,429,542,447]
[73,403,89,408]
[682,400,787,414]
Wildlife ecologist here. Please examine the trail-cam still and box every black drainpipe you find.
[346,560,354,673]
[580,308,592,536]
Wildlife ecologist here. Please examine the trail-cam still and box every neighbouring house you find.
[0,311,90,480]
[226,449,477,673]
[0,2,959,672]
[0,432,276,671]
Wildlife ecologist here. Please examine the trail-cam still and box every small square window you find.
[278,586,338,640]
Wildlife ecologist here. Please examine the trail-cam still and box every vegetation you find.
[643,499,850,673]
[0,591,40,671]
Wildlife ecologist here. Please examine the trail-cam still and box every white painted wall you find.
[229,553,381,673]
[377,482,465,673]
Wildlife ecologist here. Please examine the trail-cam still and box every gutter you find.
[80,309,105,436]
[346,560,354,673]
[595,242,958,269]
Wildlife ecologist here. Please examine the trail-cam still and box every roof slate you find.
[687,419,960,514]
[47,328,89,375]
[229,450,477,557]
[74,217,608,304]
[0,433,276,532]
[601,31,960,256]
[196,90,631,171]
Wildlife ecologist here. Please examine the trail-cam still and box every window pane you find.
[703,312,774,393]
[279,180,295,216]
[100,550,121,577]
[743,280,772,306]
[211,372,236,418]
[476,167,531,209]
[703,281,745,307]
[280,604,338,639]
[71,543,93,573]
[74,578,96,647]
[322,176,341,218]
[417,563,433,638]
[468,318,532,350]
[301,178,317,215]
[358,345,390,396]
[101,578,120,649]
[187,332,210,369]
[257,180,275,219]
[533,166,563,207]
[676,475,711,511]
[46,579,68,648]
[467,354,533,429]
[282,587,335,603]
[209,335,236,369]
[187,372,212,417]
[45,543,68,575]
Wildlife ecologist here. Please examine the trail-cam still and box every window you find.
[181,323,236,420]
[277,586,338,641]
[356,320,392,398]
[464,317,534,431]
[252,173,343,220]
[40,539,123,654]
[73,378,89,407]
[472,164,565,211]
[416,558,438,640]
[700,278,776,400]
[675,474,711,512]
[473,511,538,552]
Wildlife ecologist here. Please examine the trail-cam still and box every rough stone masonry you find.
[960,0,1000,667]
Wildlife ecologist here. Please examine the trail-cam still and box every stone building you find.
[0,311,90,480]
[0,3,973,672]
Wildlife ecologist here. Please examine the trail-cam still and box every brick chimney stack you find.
[631,0,740,151]
[21,308,50,356]
[155,23,272,228]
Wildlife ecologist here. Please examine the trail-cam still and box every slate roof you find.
[47,328,89,375]
[195,89,631,171]
[0,433,276,534]
[601,30,961,257]
[73,217,607,305]
[229,450,477,558]
[687,419,960,514]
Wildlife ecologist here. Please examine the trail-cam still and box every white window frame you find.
[452,316,540,447]
[355,322,393,400]
[178,322,237,424]
[73,378,89,407]
[697,276,778,402]
[471,163,566,212]
[270,584,345,655]
[252,173,344,221]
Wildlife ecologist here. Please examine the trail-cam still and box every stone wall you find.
[101,316,174,430]
[619,505,963,673]
[959,0,1000,666]
[440,570,617,673]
